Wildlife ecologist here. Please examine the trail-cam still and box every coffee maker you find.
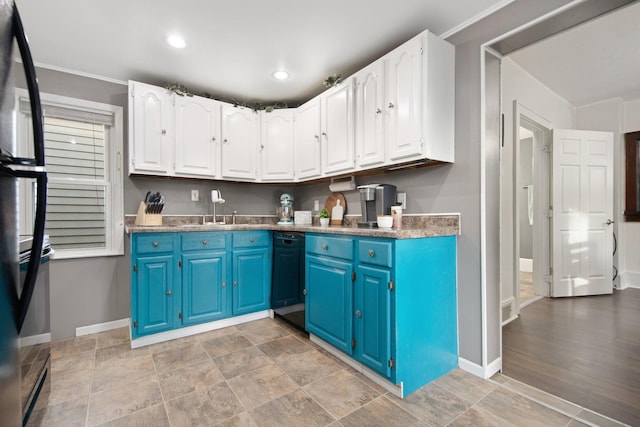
[357,184,397,228]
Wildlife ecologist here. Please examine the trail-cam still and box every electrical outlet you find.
[191,189,199,202]
[314,200,320,211]
[397,192,407,209]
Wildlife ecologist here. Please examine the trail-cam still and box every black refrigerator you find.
[0,1,48,426]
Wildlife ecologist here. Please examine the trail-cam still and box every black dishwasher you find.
[271,231,306,332]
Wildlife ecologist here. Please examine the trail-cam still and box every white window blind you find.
[17,90,124,258]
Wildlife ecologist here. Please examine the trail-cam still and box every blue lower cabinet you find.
[305,254,354,355]
[232,247,271,316]
[131,232,180,338]
[182,251,229,325]
[354,264,392,379]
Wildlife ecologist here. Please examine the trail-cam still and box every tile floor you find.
[26,317,630,427]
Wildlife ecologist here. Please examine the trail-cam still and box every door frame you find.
[512,102,552,314]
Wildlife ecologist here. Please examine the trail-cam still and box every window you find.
[17,90,124,258]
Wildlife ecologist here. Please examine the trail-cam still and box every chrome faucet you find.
[232,210,237,225]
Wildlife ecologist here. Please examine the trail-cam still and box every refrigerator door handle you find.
[13,3,45,167]
[11,4,48,333]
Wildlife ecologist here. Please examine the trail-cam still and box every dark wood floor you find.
[502,288,640,426]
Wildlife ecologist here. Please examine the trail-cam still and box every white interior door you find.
[552,129,614,297]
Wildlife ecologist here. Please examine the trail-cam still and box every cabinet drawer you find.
[134,234,175,254]
[232,231,271,248]
[182,232,227,251]
[307,234,353,261]
[358,239,393,268]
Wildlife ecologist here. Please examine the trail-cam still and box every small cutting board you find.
[325,193,347,224]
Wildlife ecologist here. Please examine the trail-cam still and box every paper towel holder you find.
[329,176,356,192]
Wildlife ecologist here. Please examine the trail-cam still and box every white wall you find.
[500,57,575,311]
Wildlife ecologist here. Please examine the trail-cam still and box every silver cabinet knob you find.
[161,129,167,135]
[368,249,375,257]
[605,219,615,225]
[222,283,227,288]
[249,238,255,243]
[202,240,208,246]
[322,244,328,251]
[152,242,159,247]
[376,108,382,114]
[314,135,320,140]
[233,281,238,286]
[166,290,172,296]
[388,102,395,109]
[211,136,216,142]
[355,310,362,318]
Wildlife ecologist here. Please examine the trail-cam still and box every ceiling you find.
[507,1,640,107]
[14,0,511,106]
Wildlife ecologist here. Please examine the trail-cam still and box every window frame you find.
[16,89,124,259]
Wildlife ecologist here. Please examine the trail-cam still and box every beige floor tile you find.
[277,348,341,386]
[249,389,335,426]
[94,343,149,364]
[87,377,163,426]
[302,369,380,419]
[41,369,93,408]
[257,335,313,363]
[93,403,170,427]
[91,354,156,393]
[158,355,225,400]
[576,409,628,427]
[147,335,197,354]
[50,350,95,376]
[447,405,514,427]
[213,346,273,379]
[236,320,290,345]
[476,387,571,427]
[26,396,88,427]
[387,382,469,425]
[151,341,209,374]
[165,382,244,427]
[212,411,258,427]
[501,377,582,417]
[433,368,497,404]
[201,332,254,357]
[194,325,239,341]
[227,364,299,409]
[339,395,424,427]
[96,328,130,350]
[51,335,97,359]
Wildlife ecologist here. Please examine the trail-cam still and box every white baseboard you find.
[130,310,269,349]
[459,356,502,379]
[619,271,640,290]
[76,318,130,336]
[519,258,533,273]
[19,332,51,347]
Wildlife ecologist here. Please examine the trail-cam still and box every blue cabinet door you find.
[182,251,229,325]
[305,254,354,355]
[232,248,270,315]
[355,264,392,378]
[134,254,176,337]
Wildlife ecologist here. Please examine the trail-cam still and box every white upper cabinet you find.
[128,81,173,175]
[221,104,259,181]
[384,31,454,164]
[260,109,295,182]
[174,95,220,178]
[354,61,385,169]
[295,98,322,180]
[384,35,424,162]
[321,79,355,175]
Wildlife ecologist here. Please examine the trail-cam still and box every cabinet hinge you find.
[351,339,356,349]
[388,358,395,369]
[543,144,552,153]
[133,264,137,273]
[133,320,138,329]
[178,260,182,268]
[178,312,182,320]
[388,280,394,291]
[352,271,356,282]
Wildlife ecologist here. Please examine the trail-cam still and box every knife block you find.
[134,202,162,226]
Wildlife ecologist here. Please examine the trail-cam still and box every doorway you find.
[512,105,551,315]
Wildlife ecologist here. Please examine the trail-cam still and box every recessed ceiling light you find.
[167,34,186,49]
[272,70,290,80]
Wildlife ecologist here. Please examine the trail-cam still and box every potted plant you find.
[319,208,330,227]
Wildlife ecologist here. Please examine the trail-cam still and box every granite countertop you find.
[125,214,460,239]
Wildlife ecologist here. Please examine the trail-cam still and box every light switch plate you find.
[191,189,199,202]
[397,192,407,209]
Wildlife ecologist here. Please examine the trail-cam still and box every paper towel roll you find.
[329,176,356,192]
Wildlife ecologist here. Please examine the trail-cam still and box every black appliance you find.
[0,2,49,426]
[271,232,306,332]
[358,184,397,228]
